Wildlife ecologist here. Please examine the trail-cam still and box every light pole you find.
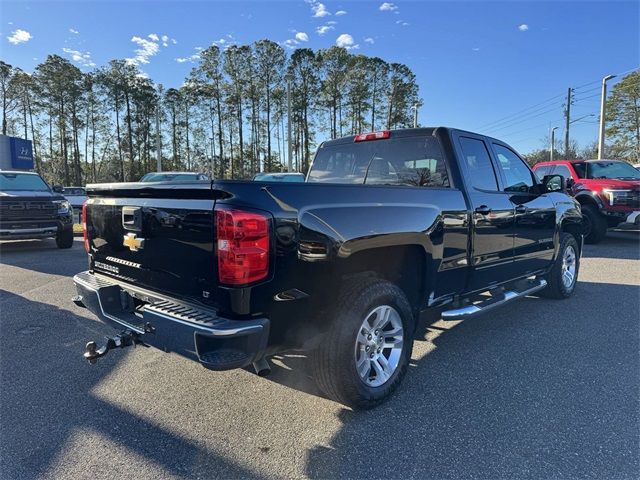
[550,126,559,161]
[411,103,419,128]
[156,83,164,172]
[209,137,215,179]
[286,75,293,173]
[598,74,616,159]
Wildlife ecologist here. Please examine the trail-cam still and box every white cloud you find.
[7,29,32,45]
[127,35,160,65]
[69,28,79,34]
[364,37,375,44]
[148,33,159,41]
[307,1,331,17]
[518,24,529,31]
[283,38,299,49]
[379,2,398,12]
[62,47,96,67]
[175,54,200,64]
[161,34,169,46]
[295,32,309,42]
[316,24,334,35]
[336,33,358,50]
[327,20,337,25]
[395,20,410,26]
[335,10,347,16]
[472,47,480,52]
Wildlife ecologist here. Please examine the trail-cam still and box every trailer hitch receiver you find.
[84,330,140,364]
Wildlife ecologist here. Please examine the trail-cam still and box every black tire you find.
[56,228,74,249]
[312,277,415,409]
[540,233,580,299]
[581,204,607,244]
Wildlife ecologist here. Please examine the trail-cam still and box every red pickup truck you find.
[532,159,640,243]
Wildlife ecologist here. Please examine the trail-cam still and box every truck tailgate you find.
[86,183,217,303]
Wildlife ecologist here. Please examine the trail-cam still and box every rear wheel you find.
[581,204,607,244]
[56,228,74,249]
[541,233,580,299]
[312,277,415,408]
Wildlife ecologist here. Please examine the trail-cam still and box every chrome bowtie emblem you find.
[123,233,145,252]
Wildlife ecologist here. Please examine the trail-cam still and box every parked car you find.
[73,127,582,407]
[139,172,210,182]
[0,170,74,247]
[533,159,640,243]
[253,172,306,182]
[57,186,87,224]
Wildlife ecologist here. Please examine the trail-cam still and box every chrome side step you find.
[441,279,547,321]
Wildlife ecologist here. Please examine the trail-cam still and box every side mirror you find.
[543,174,565,192]
[566,177,575,189]
[52,185,64,193]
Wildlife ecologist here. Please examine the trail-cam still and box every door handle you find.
[475,205,492,215]
[515,205,528,214]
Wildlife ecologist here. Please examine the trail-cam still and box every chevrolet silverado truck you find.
[73,127,583,408]
[0,170,74,247]
[533,159,640,243]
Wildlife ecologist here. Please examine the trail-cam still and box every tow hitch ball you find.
[84,330,139,364]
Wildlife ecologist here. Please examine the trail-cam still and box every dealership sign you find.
[0,135,34,170]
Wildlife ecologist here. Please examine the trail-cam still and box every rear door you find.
[490,143,556,275]
[454,134,517,290]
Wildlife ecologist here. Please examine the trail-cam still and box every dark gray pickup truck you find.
[73,127,583,407]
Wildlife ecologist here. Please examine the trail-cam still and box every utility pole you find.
[598,74,616,159]
[550,126,559,161]
[412,103,419,128]
[286,76,292,173]
[155,84,163,172]
[564,87,572,159]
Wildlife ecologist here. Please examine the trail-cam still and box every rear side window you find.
[308,136,449,187]
[533,165,552,180]
[458,137,498,191]
[553,165,573,180]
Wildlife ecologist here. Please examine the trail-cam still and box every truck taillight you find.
[82,202,89,253]
[354,130,390,142]
[215,207,270,285]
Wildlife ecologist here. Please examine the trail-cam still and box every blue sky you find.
[1,0,638,153]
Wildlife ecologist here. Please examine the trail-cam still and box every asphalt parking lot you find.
[1,233,638,480]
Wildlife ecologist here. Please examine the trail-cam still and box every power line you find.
[484,106,562,135]
[474,92,564,131]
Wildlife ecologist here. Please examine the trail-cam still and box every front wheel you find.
[581,204,607,244]
[540,233,580,299]
[56,228,74,249]
[312,278,415,408]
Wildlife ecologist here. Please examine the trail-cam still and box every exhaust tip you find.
[252,357,271,377]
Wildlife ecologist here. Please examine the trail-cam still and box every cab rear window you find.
[308,135,449,187]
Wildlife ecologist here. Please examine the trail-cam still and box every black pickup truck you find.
[73,127,583,407]
[0,170,74,247]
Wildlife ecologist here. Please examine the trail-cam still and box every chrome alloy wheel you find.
[354,305,404,387]
[561,245,577,289]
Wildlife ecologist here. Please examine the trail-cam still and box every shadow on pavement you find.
[582,231,640,260]
[0,239,85,277]
[278,280,638,479]
[0,290,263,479]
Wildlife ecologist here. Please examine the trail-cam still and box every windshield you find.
[254,173,305,182]
[64,187,86,195]
[140,173,203,182]
[308,135,449,187]
[0,173,50,192]
[572,161,640,180]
